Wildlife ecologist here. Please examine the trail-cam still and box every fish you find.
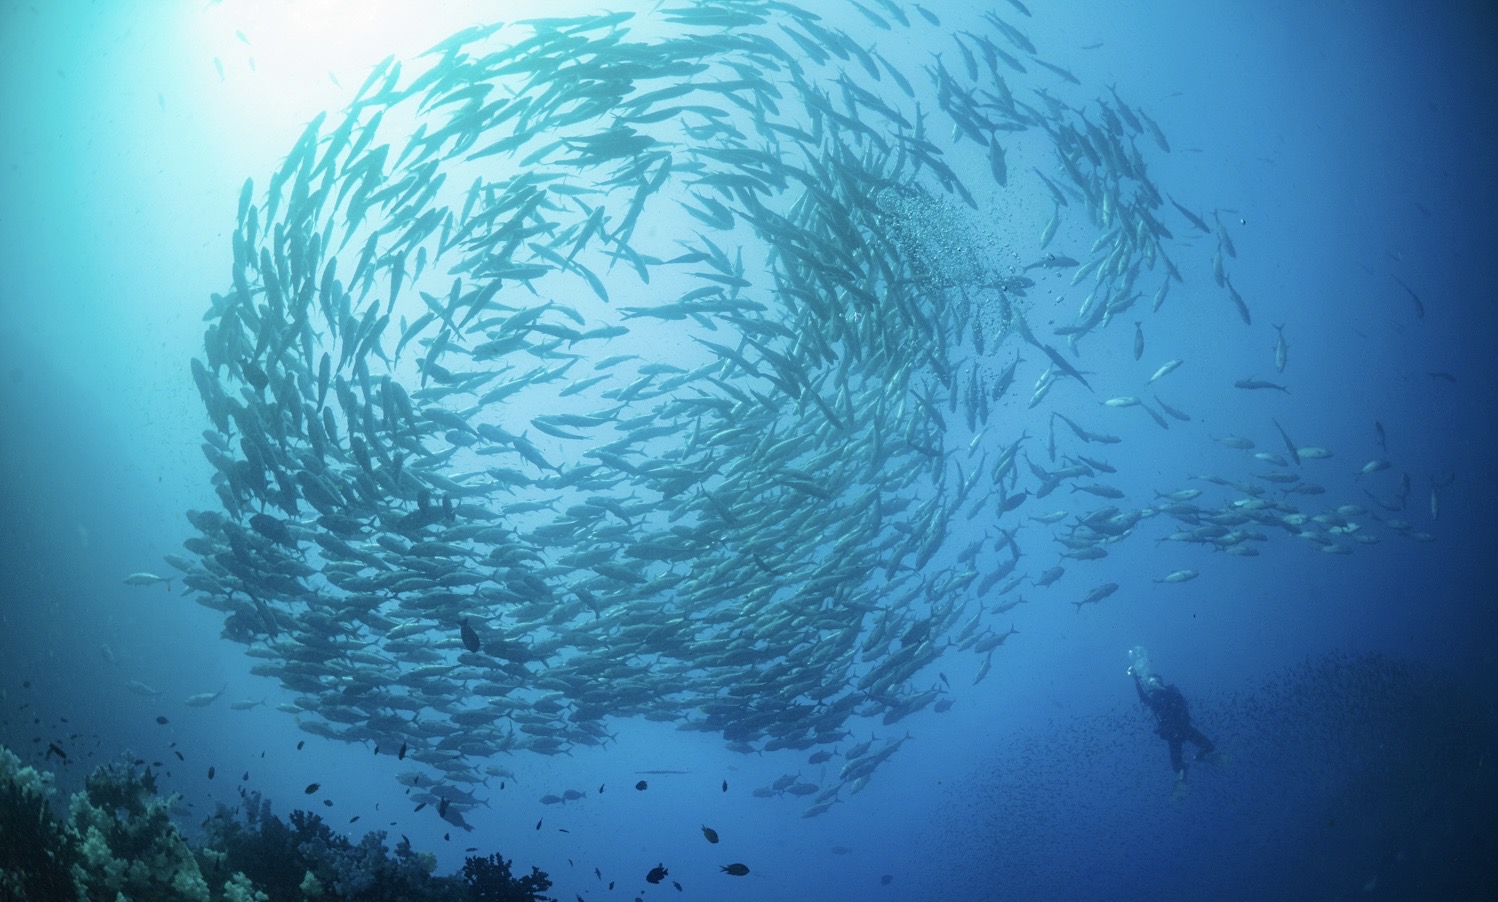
[1072,583,1119,611]
[720,864,751,876]
[1168,196,1211,234]
[1148,360,1182,384]
[701,825,720,843]
[987,136,1008,186]
[1153,570,1198,584]
[126,680,163,697]
[459,618,482,653]
[123,572,173,591]
[1234,378,1289,393]
[183,684,228,707]
[1271,419,1300,466]
[646,864,668,884]
[1391,275,1425,319]
[1273,324,1288,372]
[166,4,1431,816]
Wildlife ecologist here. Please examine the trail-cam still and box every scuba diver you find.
[1127,647,1217,793]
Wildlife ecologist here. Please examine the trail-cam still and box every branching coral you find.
[67,760,211,901]
[3,744,552,902]
[203,792,552,900]
[0,744,78,901]
[462,853,555,902]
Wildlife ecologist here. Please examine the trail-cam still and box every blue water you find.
[2,1,1495,900]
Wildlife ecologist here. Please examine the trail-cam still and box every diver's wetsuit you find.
[1135,675,1214,773]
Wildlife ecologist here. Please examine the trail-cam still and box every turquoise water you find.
[2,1,1495,899]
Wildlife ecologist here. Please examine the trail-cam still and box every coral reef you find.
[202,794,452,901]
[0,744,77,901]
[462,853,555,902]
[202,794,553,900]
[68,760,212,900]
[1,743,552,901]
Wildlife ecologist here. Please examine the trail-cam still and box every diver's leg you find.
[1188,727,1214,756]
[1168,738,1185,772]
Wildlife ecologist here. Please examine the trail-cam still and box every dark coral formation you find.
[0,746,552,901]
[0,745,78,901]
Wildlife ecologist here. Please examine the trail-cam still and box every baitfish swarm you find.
[170,1,1434,825]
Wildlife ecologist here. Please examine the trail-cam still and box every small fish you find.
[635,780,648,790]
[646,864,669,884]
[1392,275,1425,319]
[1148,360,1182,384]
[1072,583,1119,611]
[155,716,169,725]
[123,572,173,590]
[305,783,320,794]
[208,766,215,779]
[183,683,228,707]
[721,779,728,792]
[459,618,481,654]
[1153,570,1198,584]
[720,863,750,876]
[701,825,720,843]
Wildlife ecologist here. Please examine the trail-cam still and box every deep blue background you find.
[2,1,1495,899]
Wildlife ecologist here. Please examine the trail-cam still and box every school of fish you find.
[153,0,1439,829]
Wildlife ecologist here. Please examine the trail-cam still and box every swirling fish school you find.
[168,1,1436,830]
